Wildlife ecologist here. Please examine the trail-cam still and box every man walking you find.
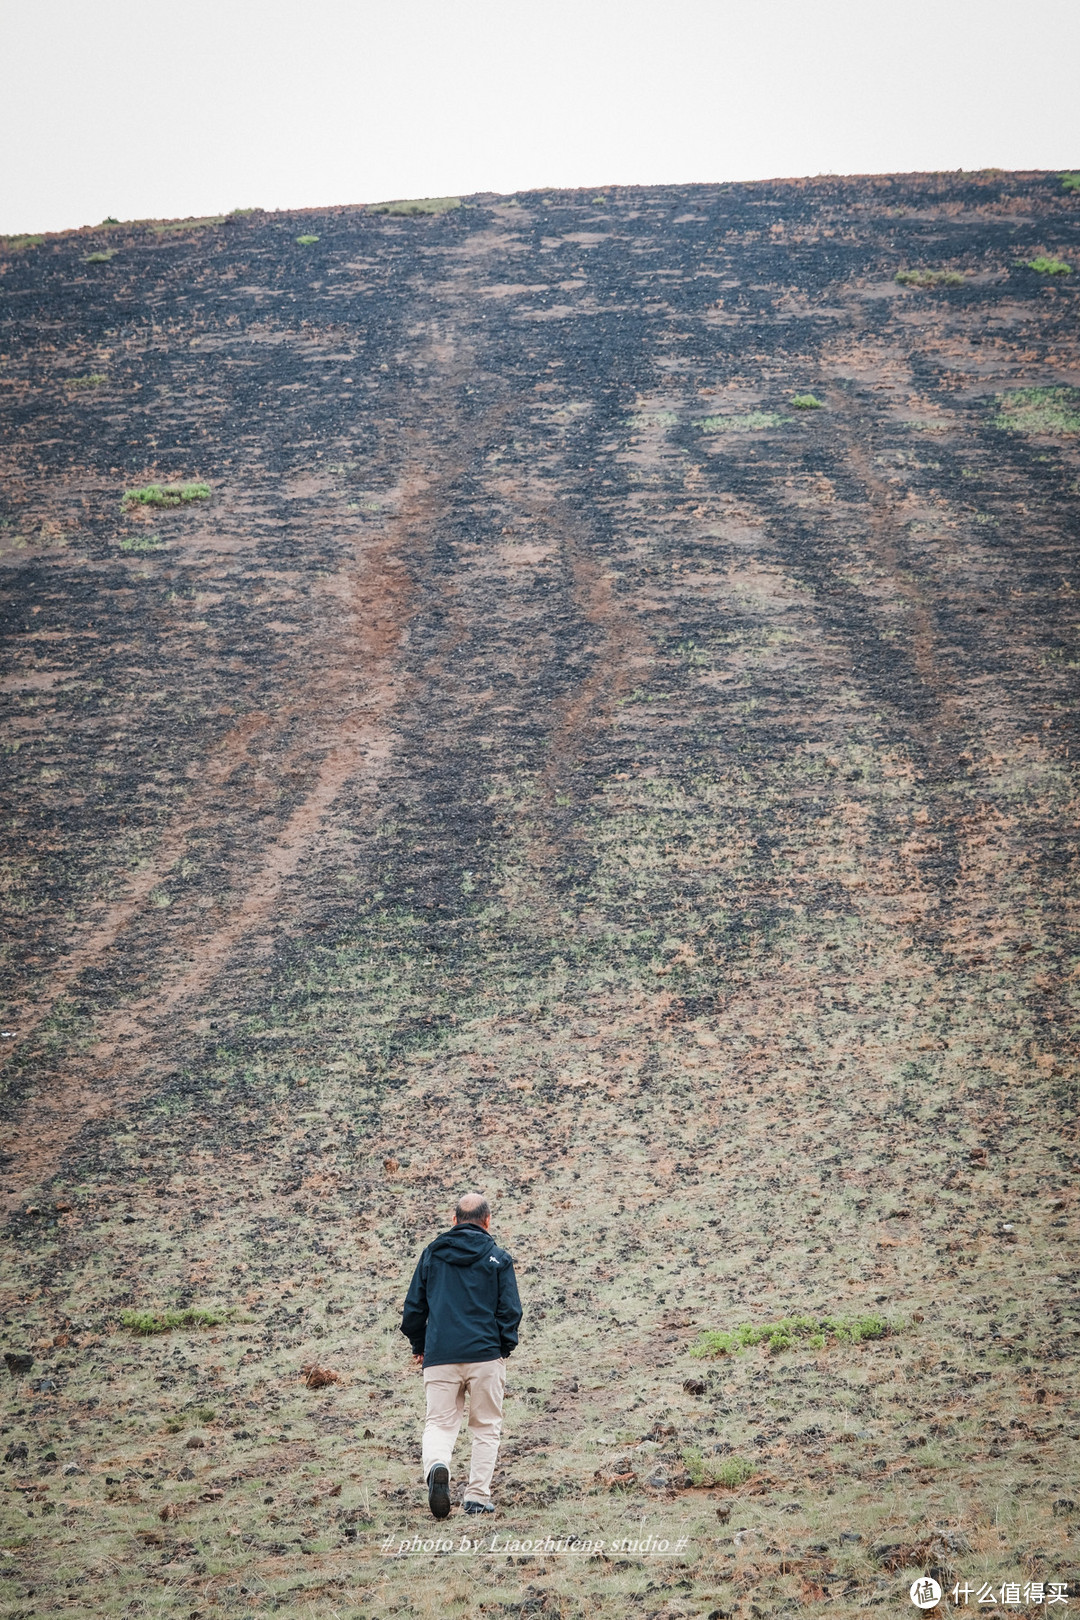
[401,1192,522,1519]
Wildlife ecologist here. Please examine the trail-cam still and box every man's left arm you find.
[496,1255,523,1358]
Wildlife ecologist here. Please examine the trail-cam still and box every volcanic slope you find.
[1,172,1079,1619]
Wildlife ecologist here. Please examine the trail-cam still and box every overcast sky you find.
[2,0,1078,235]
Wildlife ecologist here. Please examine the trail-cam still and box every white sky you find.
[2,0,1078,236]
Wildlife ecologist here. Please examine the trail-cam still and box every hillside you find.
[1,171,1079,1620]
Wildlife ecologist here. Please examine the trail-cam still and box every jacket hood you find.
[429,1224,497,1267]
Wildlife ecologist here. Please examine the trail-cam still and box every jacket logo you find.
[488,1256,499,1263]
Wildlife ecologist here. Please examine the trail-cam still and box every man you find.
[400,1191,522,1519]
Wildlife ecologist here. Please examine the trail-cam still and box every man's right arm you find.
[400,1252,429,1356]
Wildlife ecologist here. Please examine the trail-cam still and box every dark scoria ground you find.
[1,172,1079,1619]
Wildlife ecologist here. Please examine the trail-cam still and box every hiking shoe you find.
[427,1465,451,1520]
[464,1499,495,1515]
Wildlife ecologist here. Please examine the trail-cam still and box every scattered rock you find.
[177,1466,195,1481]
[716,1504,731,1523]
[185,1436,205,1450]
[301,1363,340,1389]
[383,1157,399,1175]
[200,1488,224,1502]
[682,1378,706,1396]
[3,1353,33,1377]
[4,1442,28,1464]
[839,1531,863,1545]
[1052,1499,1075,1517]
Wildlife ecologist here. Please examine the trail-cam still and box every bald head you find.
[454,1191,491,1229]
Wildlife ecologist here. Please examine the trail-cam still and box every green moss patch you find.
[691,1313,890,1358]
[698,411,789,432]
[1022,257,1072,275]
[120,1307,227,1335]
[119,533,164,553]
[296,234,320,246]
[1058,173,1080,193]
[121,482,211,509]
[2,234,44,253]
[370,196,461,216]
[66,373,108,389]
[84,250,117,264]
[149,215,226,234]
[992,386,1080,435]
[895,269,966,288]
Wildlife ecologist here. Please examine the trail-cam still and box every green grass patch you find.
[163,1404,217,1432]
[150,215,226,234]
[296,234,320,246]
[713,1455,755,1488]
[119,533,164,553]
[66,373,107,389]
[895,268,966,288]
[370,196,461,216]
[121,1307,226,1335]
[1059,174,1080,193]
[698,411,788,432]
[992,386,1080,435]
[84,249,116,264]
[1022,256,1072,275]
[121,482,211,509]
[790,393,824,409]
[691,1313,890,1358]
[2,234,44,253]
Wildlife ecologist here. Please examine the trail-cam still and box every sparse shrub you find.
[85,250,116,264]
[692,1313,889,1358]
[895,269,965,288]
[790,394,824,409]
[121,1307,226,1335]
[101,216,120,224]
[67,374,107,388]
[119,534,164,553]
[121,482,210,509]
[682,1446,711,1486]
[296,234,320,246]
[1022,257,1072,275]
[2,235,44,253]
[713,1455,755,1488]
[370,197,461,216]
[1059,174,1080,193]
[992,386,1080,435]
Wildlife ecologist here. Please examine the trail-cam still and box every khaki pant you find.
[422,1358,506,1504]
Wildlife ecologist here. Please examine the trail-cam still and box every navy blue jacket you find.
[401,1223,522,1368]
